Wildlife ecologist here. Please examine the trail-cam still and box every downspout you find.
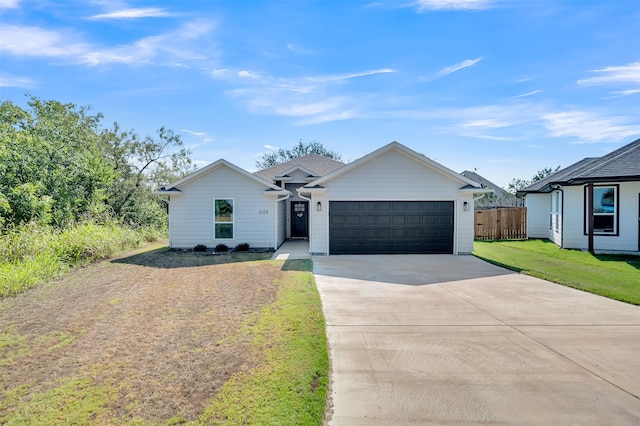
[587,183,594,253]
[550,185,564,248]
[274,192,290,249]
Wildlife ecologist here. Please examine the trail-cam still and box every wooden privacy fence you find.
[474,207,527,240]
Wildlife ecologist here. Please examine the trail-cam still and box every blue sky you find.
[1,0,639,188]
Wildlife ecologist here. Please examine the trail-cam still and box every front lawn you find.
[0,247,328,425]
[473,239,640,305]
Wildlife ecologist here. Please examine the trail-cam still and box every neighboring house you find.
[517,138,640,253]
[461,170,520,208]
[155,142,490,255]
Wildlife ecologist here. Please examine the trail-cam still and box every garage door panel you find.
[377,229,391,238]
[392,216,406,225]
[331,215,346,225]
[329,201,454,254]
[377,215,391,225]
[362,215,376,225]
[346,215,361,225]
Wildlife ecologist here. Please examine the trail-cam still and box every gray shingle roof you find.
[461,170,509,198]
[253,154,346,182]
[518,138,640,195]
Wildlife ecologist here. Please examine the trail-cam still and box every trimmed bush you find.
[214,243,229,253]
[193,244,207,252]
[234,243,250,252]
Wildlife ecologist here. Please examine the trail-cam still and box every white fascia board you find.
[164,159,281,191]
[307,141,482,188]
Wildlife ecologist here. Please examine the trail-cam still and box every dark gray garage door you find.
[329,201,454,254]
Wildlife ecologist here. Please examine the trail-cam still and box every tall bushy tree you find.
[0,95,194,229]
[256,140,342,169]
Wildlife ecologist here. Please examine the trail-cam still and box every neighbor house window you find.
[214,199,234,239]
[584,185,618,235]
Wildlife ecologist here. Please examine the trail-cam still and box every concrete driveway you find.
[313,254,640,425]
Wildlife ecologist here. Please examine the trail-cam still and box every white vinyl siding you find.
[168,165,276,249]
[525,193,551,239]
[308,149,474,255]
[560,182,640,252]
[276,197,286,247]
[551,190,562,246]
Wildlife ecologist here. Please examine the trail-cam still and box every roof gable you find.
[306,141,482,189]
[253,154,345,183]
[461,170,509,197]
[162,159,282,191]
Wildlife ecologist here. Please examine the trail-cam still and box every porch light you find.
[317,201,322,211]
[463,201,469,211]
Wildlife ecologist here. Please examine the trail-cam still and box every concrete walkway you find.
[313,254,640,425]
[271,240,311,260]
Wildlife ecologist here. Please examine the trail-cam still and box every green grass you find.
[199,258,328,425]
[0,375,117,425]
[0,222,162,297]
[473,239,640,305]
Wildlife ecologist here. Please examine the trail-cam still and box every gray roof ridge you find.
[573,138,640,178]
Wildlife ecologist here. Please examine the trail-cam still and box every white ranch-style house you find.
[517,138,640,253]
[155,142,491,255]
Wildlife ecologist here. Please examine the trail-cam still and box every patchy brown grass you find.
[0,244,281,424]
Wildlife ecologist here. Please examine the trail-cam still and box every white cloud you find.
[215,67,394,124]
[263,145,279,150]
[0,20,216,67]
[286,43,315,55]
[415,0,496,11]
[436,57,482,78]
[613,89,640,96]
[543,111,640,143]
[0,25,89,58]
[0,0,19,8]
[180,129,205,136]
[275,99,348,117]
[461,118,510,128]
[459,133,516,141]
[577,61,640,86]
[0,72,35,88]
[513,90,541,98]
[308,68,395,83]
[238,70,261,79]
[89,7,176,20]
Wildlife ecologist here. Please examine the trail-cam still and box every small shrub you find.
[234,243,250,252]
[193,244,207,252]
[214,243,229,253]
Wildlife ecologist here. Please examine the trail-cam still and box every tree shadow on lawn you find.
[112,246,273,269]
[281,258,313,272]
[593,253,640,271]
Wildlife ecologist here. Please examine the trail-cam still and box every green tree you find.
[508,166,561,195]
[0,95,194,230]
[100,123,194,227]
[0,97,114,227]
[256,140,342,169]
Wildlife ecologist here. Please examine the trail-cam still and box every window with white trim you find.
[214,199,234,239]
[584,185,617,235]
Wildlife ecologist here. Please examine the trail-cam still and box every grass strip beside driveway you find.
[473,239,640,305]
[200,259,328,425]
